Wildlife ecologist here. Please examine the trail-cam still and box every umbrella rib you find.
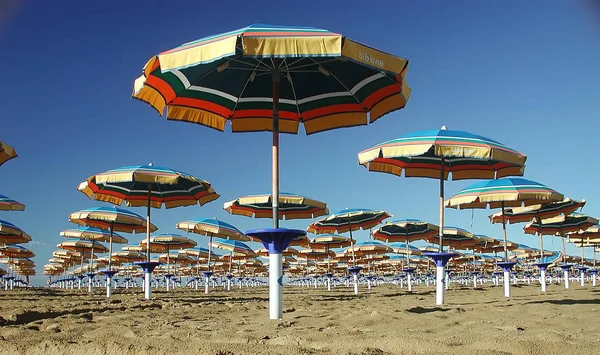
[282,60,302,120]
[308,58,367,111]
[228,59,266,117]
[168,53,246,105]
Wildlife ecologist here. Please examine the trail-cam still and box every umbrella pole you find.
[439,157,445,252]
[88,243,95,293]
[108,223,114,271]
[406,237,410,268]
[537,214,544,264]
[501,202,508,262]
[348,222,356,267]
[272,63,280,229]
[166,246,171,292]
[146,187,151,261]
[207,235,213,272]
[144,187,152,300]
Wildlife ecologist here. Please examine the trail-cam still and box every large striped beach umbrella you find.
[0,195,25,211]
[358,127,526,305]
[133,24,410,229]
[358,127,527,251]
[133,23,411,321]
[447,177,563,297]
[0,141,17,167]
[77,163,219,298]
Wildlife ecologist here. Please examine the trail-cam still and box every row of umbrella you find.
[30,22,598,322]
[0,140,36,286]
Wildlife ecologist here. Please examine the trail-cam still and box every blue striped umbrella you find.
[0,195,25,211]
[176,217,247,275]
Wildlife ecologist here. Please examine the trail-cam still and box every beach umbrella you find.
[224,192,329,221]
[307,208,391,265]
[0,195,25,211]
[307,208,390,295]
[488,197,585,290]
[209,239,256,257]
[372,219,438,277]
[0,141,17,167]
[358,126,526,305]
[524,212,598,289]
[309,234,351,288]
[176,217,248,293]
[140,233,197,288]
[69,206,158,297]
[133,24,411,320]
[255,246,299,257]
[0,220,31,245]
[78,164,219,299]
[446,177,564,297]
[425,227,476,250]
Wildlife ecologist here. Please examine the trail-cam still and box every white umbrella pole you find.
[269,252,283,320]
[206,235,212,295]
[504,269,511,297]
[541,269,547,292]
[436,265,444,305]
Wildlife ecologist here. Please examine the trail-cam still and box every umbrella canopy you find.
[69,206,158,233]
[255,246,299,257]
[446,178,563,210]
[353,240,392,254]
[0,195,25,211]
[489,198,585,224]
[388,242,422,255]
[209,239,256,256]
[176,217,248,241]
[371,219,439,243]
[0,141,17,167]
[309,234,352,249]
[77,164,220,209]
[223,192,329,220]
[472,235,502,253]
[179,247,213,259]
[358,127,526,180]
[111,250,145,263]
[307,208,391,234]
[0,245,35,258]
[60,227,128,244]
[132,23,410,135]
[524,213,599,236]
[58,239,108,253]
[0,220,32,244]
[140,234,197,252]
[425,227,476,249]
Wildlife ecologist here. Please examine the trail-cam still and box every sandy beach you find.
[0,282,598,355]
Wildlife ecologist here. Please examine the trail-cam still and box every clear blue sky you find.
[1,1,599,285]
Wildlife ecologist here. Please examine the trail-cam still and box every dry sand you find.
[0,282,598,354]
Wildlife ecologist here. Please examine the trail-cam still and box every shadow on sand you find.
[405,306,450,314]
[525,298,600,306]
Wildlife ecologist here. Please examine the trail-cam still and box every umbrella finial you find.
[441,125,447,130]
